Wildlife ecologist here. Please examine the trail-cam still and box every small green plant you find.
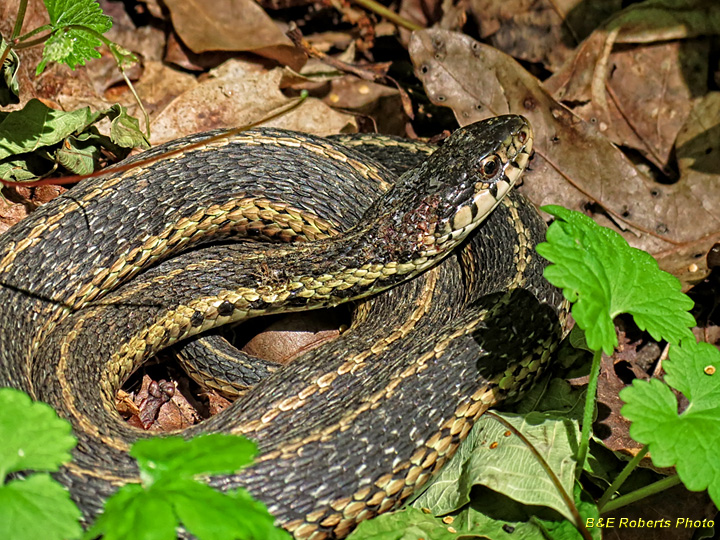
[537,205,718,511]
[348,205,718,540]
[0,388,82,540]
[0,387,292,540]
[0,0,148,182]
[86,434,291,540]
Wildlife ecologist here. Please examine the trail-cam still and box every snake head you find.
[426,115,533,253]
[373,115,533,265]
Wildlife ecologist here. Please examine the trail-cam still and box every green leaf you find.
[0,100,141,181]
[0,388,76,479]
[620,340,720,506]
[0,156,47,182]
[0,36,20,106]
[38,0,112,74]
[85,483,178,540]
[108,42,138,70]
[0,99,98,157]
[131,434,257,482]
[347,507,460,540]
[354,486,599,540]
[55,134,101,175]
[536,206,695,354]
[540,485,600,540]
[170,483,289,540]
[108,105,149,148]
[91,434,289,540]
[0,474,82,540]
[512,378,586,422]
[411,412,579,522]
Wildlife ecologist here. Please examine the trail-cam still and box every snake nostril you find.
[517,130,527,144]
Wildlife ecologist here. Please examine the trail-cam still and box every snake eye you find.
[480,155,501,178]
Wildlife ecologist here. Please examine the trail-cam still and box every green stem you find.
[601,475,681,514]
[16,24,53,43]
[12,32,53,50]
[597,446,648,510]
[487,412,593,540]
[62,25,150,137]
[576,349,602,480]
[119,67,150,138]
[10,0,29,40]
[350,0,424,31]
[0,0,30,69]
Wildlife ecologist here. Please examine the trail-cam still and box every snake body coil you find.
[0,115,565,539]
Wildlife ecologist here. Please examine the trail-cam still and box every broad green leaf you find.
[170,483,290,540]
[0,100,142,181]
[92,434,288,540]
[348,507,460,540]
[55,134,102,175]
[412,412,579,522]
[0,388,76,479]
[537,206,695,354]
[0,156,44,182]
[540,485,600,540]
[0,474,82,540]
[620,340,720,506]
[131,434,257,482]
[85,483,177,540]
[353,486,598,540]
[444,486,598,540]
[39,0,112,74]
[513,378,586,422]
[0,99,98,158]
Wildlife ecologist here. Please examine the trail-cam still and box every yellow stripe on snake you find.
[0,115,567,539]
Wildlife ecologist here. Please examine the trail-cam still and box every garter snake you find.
[0,115,566,540]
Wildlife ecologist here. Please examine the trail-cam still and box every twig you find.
[350,0,424,31]
[287,26,414,119]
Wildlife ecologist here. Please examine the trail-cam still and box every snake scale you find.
[0,115,566,539]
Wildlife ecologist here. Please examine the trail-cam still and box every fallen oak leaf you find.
[163,0,305,70]
[544,0,716,171]
[149,59,356,144]
[468,0,622,72]
[408,28,720,288]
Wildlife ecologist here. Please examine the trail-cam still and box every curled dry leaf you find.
[545,0,716,171]
[150,59,356,144]
[409,28,720,288]
[469,0,621,72]
[162,0,305,69]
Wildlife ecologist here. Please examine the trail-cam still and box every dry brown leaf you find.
[149,59,356,144]
[101,0,165,63]
[398,0,444,35]
[469,0,620,71]
[555,40,708,172]
[243,312,341,365]
[323,77,407,134]
[544,0,714,171]
[545,0,720,159]
[409,29,720,287]
[162,0,305,69]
